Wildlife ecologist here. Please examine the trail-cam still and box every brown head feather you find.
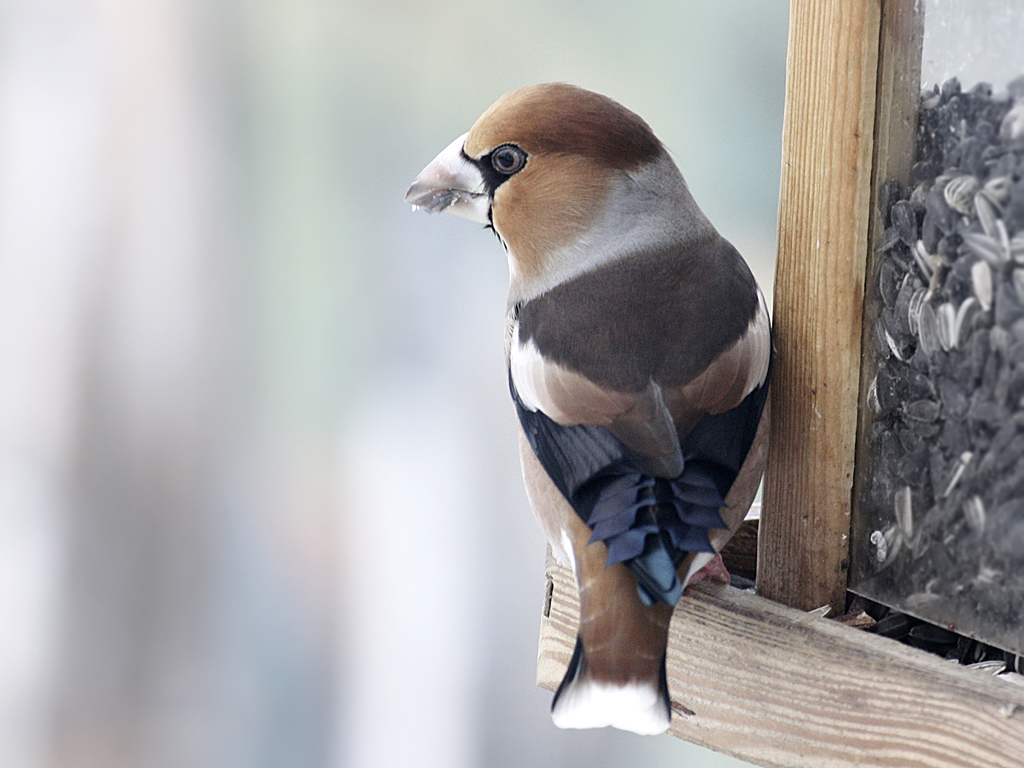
[464,83,662,169]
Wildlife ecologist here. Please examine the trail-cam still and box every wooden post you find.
[759,0,883,612]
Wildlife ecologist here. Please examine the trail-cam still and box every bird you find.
[405,83,771,735]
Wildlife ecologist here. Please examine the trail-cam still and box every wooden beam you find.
[759,0,883,612]
[539,558,1024,768]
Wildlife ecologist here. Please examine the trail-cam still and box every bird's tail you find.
[550,548,675,735]
[551,635,671,735]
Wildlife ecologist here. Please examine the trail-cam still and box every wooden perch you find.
[539,557,1024,768]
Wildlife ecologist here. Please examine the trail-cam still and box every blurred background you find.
[0,1,788,766]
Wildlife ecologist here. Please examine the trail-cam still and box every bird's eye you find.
[491,145,527,175]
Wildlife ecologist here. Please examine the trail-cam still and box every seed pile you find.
[862,76,1024,651]
[864,596,1024,682]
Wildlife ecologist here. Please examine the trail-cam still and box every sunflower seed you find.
[884,328,906,361]
[1000,100,1024,142]
[918,300,941,355]
[983,176,1013,205]
[943,451,973,498]
[874,611,914,638]
[908,286,928,335]
[909,623,959,647]
[876,226,901,253]
[891,200,918,246]
[953,297,979,347]
[905,399,941,422]
[913,240,936,279]
[975,190,1002,238]
[964,495,986,533]
[936,302,957,350]
[963,231,1005,266]
[878,259,901,305]
[972,260,994,310]
[867,374,880,412]
[1014,270,1024,304]
[945,174,979,214]
[1012,234,1024,264]
[996,277,1024,326]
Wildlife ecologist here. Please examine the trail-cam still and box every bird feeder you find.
[849,16,1024,661]
[538,1,1024,765]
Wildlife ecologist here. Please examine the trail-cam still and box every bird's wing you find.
[509,330,683,477]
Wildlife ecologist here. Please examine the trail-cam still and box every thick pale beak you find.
[405,132,490,224]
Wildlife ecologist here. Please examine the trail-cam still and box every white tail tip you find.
[552,677,670,735]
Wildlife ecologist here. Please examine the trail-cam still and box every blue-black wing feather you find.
[512,370,770,606]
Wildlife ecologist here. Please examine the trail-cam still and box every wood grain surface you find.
[539,558,1024,768]
[760,0,883,612]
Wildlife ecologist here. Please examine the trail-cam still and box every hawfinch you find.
[406,83,771,735]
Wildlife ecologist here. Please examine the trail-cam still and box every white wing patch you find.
[677,287,771,414]
[510,321,684,476]
[751,288,772,389]
[509,322,634,426]
[508,322,546,414]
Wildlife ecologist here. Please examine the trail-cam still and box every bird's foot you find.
[688,553,731,585]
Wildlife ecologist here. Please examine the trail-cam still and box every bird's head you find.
[407,83,713,302]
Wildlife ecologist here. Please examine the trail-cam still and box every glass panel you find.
[851,0,1024,656]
